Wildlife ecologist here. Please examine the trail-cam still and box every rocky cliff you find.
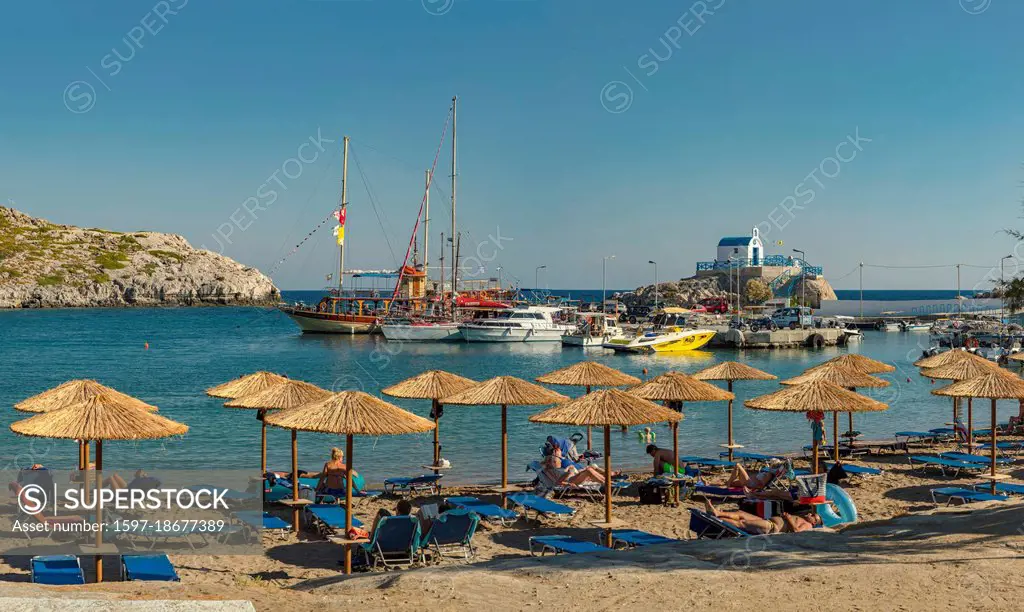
[622,271,838,309]
[0,207,279,308]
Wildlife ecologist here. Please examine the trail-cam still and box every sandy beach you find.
[3,436,1022,611]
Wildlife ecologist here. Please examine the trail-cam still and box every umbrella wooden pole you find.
[291,430,300,535]
[672,421,679,504]
[848,412,853,440]
[501,404,508,507]
[967,398,974,451]
[812,435,819,475]
[343,434,353,575]
[991,399,998,494]
[585,386,592,451]
[833,412,839,463]
[95,440,103,583]
[258,410,267,475]
[78,441,85,470]
[603,425,612,548]
[726,380,735,462]
[432,399,441,470]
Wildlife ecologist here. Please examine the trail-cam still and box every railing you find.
[697,257,821,275]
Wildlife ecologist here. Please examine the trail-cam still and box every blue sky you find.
[1,0,1022,291]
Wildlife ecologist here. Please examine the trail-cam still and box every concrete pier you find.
[709,327,846,349]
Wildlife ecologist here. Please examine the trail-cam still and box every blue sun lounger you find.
[383,474,443,496]
[688,509,750,539]
[719,451,785,465]
[528,535,609,556]
[686,484,745,500]
[420,508,479,560]
[361,515,423,569]
[31,555,85,585]
[930,487,1009,506]
[973,482,1024,496]
[445,496,519,525]
[234,511,290,534]
[896,431,939,440]
[610,529,680,548]
[940,452,1015,465]
[679,456,735,469]
[304,504,363,537]
[824,462,883,476]
[508,493,575,520]
[908,456,986,477]
[122,554,180,581]
[978,441,1024,453]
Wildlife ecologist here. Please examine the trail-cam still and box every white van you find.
[771,307,813,330]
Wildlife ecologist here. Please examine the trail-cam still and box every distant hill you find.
[0,207,279,308]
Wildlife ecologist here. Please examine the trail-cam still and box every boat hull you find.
[460,326,568,342]
[280,307,375,334]
[381,323,462,342]
[604,329,716,353]
[562,333,622,347]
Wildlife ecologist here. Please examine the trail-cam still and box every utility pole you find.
[956,263,961,318]
[649,260,658,309]
[793,249,806,308]
[859,262,864,319]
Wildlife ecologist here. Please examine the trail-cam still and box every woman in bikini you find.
[543,446,610,486]
[315,447,359,495]
[705,500,821,534]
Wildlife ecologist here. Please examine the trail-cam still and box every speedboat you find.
[603,308,715,353]
[900,321,930,332]
[875,319,902,332]
[459,305,575,342]
[562,313,625,347]
[381,320,462,342]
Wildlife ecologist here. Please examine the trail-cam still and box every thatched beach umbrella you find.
[441,376,567,501]
[536,361,641,450]
[10,392,188,582]
[745,380,887,473]
[693,362,776,461]
[628,372,733,498]
[225,380,332,532]
[207,371,288,474]
[530,389,681,546]
[818,354,895,375]
[921,358,1005,449]
[934,372,1024,493]
[783,363,889,462]
[15,379,158,470]
[263,391,435,574]
[915,350,996,428]
[381,370,476,470]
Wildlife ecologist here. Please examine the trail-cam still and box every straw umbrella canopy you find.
[530,389,681,546]
[14,379,158,470]
[745,380,887,473]
[207,372,289,474]
[921,360,999,450]
[816,354,895,375]
[628,372,734,497]
[782,363,890,462]
[441,376,567,501]
[933,372,1024,493]
[263,391,435,574]
[693,362,776,461]
[381,370,476,470]
[225,380,331,532]
[915,350,996,428]
[10,392,188,583]
[536,361,641,450]
[223,378,328,475]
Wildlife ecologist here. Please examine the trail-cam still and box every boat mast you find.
[439,232,445,315]
[450,95,457,321]
[339,136,349,294]
[424,169,430,278]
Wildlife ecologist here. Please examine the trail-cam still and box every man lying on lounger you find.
[543,446,610,486]
[705,500,821,534]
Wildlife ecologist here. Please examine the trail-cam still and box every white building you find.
[716,227,764,265]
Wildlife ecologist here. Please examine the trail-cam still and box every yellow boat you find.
[603,308,716,353]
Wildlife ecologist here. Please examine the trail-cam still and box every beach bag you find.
[795,473,827,505]
[638,481,669,505]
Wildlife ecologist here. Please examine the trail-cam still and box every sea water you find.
[0,293,1012,484]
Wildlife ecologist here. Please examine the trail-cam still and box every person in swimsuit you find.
[315,447,359,494]
[705,500,821,534]
[543,447,609,486]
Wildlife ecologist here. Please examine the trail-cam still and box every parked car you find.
[700,296,730,314]
[625,305,652,324]
[770,307,813,330]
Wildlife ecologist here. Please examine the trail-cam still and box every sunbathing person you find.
[705,500,821,534]
[370,499,412,535]
[543,447,609,486]
[314,447,361,494]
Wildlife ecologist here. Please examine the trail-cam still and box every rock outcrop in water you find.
[0,206,279,308]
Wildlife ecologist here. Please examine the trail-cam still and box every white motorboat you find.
[875,319,902,332]
[381,320,462,342]
[562,313,625,347]
[900,321,931,332]
[460,306,575,342]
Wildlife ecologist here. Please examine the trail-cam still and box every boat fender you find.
[809,334,825,349]
[965,337,979,348]
[317,298,329,313]
[815,483,857,527]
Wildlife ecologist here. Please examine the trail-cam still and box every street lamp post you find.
[648,260,658,309]
[602,255,615,311]
[793,249,806,307]
[535,265,546,294]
